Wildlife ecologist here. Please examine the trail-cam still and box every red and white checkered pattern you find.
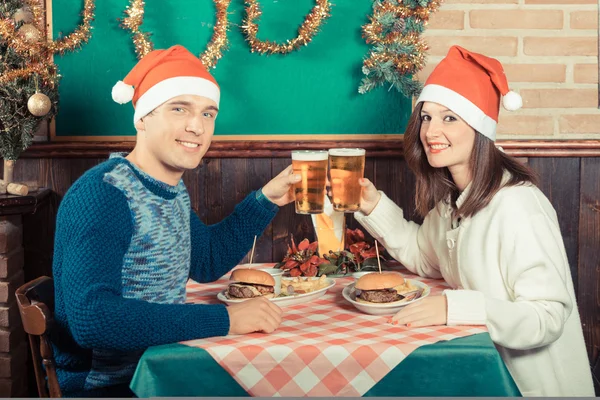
[182,269,487,397]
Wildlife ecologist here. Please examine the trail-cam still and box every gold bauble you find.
[27,93,51,117]
[13,8,34,24]
[18,24,41,43]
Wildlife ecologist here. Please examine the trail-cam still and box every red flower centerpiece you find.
[274,237,329,277]
[275,229,387,277]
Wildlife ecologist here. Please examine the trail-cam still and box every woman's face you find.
[419,101,476,174]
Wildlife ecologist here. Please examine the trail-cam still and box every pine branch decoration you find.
[0,0,60,163]
[359,0,442,97]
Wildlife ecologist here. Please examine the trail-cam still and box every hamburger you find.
[354,272,416,304]
[227,269,275,300]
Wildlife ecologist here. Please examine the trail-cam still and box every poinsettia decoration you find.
[275,229,388,277]
[319,228,387,276]
[346,228,382,263]
[274,237,330,277]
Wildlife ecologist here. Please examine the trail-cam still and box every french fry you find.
[281,275,329,295]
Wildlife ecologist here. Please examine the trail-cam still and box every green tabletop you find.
[130,332,521,397]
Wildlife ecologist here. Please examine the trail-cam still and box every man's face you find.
[135,94,219,173]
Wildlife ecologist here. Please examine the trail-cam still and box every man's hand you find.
[261,165,301,207]
[389,295,448,328]
[226,296,283,334]
[358,178,382,215]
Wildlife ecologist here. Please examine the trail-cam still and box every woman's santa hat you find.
[111,45,220,123]
[416,45,521,142]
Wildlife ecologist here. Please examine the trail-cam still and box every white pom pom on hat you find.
[502,90,522,111]
[111,81,135,104]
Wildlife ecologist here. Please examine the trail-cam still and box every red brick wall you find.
[420,0,599,138]
[0,216,27,397]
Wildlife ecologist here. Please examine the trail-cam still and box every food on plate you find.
[354,272,418,304]
[226,269,275,299]
[280,275,330,296]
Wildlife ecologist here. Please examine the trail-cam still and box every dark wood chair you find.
[16,276,62,398]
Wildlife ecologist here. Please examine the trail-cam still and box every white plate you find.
[342,279,430,316]
[217,278,336,307]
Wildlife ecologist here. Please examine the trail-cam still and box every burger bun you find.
[230,269,275,287]
[355,272,405,291]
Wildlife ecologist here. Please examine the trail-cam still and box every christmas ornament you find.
[242,0,332,55]
[0,0,95,57]
[13,8,34,24]
[18,23,41,43]
[27,92,52,116]
[358,0,442,97]
[120,0,231,69]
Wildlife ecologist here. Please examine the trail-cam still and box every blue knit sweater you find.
[51,154,278,397]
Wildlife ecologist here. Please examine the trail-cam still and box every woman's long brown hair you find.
[403,102,538,218]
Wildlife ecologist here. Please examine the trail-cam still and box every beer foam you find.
[291,151,328,161]
[328,148,366,156]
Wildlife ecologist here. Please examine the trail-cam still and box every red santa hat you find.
[111,45,220,123]
[416,45,522,141]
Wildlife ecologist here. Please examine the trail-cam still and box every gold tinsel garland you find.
[0,0,94,87]
[242,0,331,55]
[363,45,427,73]
[359,0,442,95]
[0,63,57,87]
[120,0,231,69]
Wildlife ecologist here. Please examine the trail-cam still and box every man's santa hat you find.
[416,45,521,142]
[111,45,220,123]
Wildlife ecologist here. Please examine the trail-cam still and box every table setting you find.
[130,261,520,397]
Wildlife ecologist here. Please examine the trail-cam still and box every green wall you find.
[52,0,411,137]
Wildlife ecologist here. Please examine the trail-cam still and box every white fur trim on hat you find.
[416,84,497,141]
[133,76,220,123]
[502,91,522,111]
[112,81,135,104]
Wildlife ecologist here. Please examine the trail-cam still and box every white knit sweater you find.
[354,182,594,396]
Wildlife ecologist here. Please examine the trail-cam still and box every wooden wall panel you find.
[578,158,600,369]
[205,159,225,226]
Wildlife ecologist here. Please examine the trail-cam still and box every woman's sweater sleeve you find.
[354,192,443,279]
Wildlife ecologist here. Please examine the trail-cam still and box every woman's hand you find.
[358,178,381,215]
[388,295,448,328]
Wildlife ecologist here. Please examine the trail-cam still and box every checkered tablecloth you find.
[181,268,487,397]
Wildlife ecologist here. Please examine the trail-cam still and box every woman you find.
[354,45,594,397]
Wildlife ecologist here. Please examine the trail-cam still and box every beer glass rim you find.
[291,150,329,161]
[328,148,366,156]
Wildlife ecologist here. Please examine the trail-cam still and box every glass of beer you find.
[328,148,366,213]
[291,150,328,214]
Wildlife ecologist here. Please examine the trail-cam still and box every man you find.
[51,45,300,397]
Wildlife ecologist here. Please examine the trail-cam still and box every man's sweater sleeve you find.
[189,190,278,283]
[354,192,443,279]
[59,181,231,352]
